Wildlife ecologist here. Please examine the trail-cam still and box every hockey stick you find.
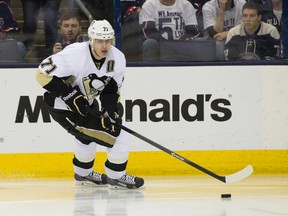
[87,108,253,183]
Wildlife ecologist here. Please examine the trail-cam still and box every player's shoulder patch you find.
[107,60,115,73]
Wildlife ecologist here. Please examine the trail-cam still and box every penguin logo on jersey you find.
[107,60,115,72]
[83,74,111,100]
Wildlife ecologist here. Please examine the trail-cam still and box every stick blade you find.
[224,165,254,184]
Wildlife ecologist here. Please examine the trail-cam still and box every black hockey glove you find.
[102,106,122,125]
[60,86,88,116]
[100,115,119,133]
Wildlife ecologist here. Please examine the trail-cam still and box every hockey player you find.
[35,19,144,189]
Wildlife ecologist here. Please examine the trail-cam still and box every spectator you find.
[0,1,27,60]
[21,0,60,57]
[224,1,280,60]
[139,0,200,61]
[188,0,210,33]
[121,0,145,61]
[247,0,273,15]
[202,0,246,41]
[50,12,82,55]
[79,0,114,26]
[121,0,145,23]
[261,0,282,34]
[188,0,210,15]
[1,0,10,5]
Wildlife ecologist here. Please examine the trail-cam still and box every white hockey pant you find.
[73,127,130,179]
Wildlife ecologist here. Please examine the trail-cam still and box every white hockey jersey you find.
[202,0,246,31]
[139,0,198,40]
[37,42,126,110]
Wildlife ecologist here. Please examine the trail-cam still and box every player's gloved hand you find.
[102,106,122,125]
[100,116,117,132]
[60,86,88,116]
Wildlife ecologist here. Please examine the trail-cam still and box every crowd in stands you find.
[21,0,61,57]
[0,0,26,60]
[123,0,283,61]
[0,0,284,63]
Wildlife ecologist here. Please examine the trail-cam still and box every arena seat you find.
[159,39,217,61]
[0,39,22,62]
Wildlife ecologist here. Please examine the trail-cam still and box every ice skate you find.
[75,171,107,186]
[107,173,144,189]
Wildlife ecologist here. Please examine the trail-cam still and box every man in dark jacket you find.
[224,1,280,60]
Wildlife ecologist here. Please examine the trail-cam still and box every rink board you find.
[0,65,288,178]
[1,66,288,153]
[0,150,287,178]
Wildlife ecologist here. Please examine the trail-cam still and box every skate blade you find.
[75,180,107,187]
[108,184,143,190]
[108,184,130,190]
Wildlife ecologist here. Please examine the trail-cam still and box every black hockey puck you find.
[221,194,231,199]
